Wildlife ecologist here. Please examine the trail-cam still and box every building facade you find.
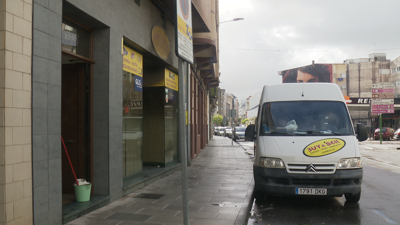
[279,53,400,134]
[0,0,219,224]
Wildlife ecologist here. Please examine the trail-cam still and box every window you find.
[259,101,354,136]
[341,73,346,78]
[341,85,346,90]
[123,71,143,179]
[62,19,91,58]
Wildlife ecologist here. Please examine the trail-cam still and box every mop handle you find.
[61,136,79,186]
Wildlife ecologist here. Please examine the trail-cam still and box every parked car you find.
[374,127,395,140]
[394,128,400,140]
[225,127,232,138]
[218,127,226,136]
[214,127,220,135]
[233,126,246,141]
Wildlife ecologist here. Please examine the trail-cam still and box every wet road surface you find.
[247,166,400,224]
[238,140,400,224]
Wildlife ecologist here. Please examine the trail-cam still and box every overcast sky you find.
[218,0,400,102]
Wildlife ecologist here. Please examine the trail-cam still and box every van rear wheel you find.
[345,191,361,203]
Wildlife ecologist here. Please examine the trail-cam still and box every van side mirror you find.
[356,123,368,142]
[245,124,256,141]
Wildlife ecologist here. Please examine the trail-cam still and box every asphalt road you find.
[234,138,400,225]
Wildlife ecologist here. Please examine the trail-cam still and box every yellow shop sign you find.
[122,45,143,77]
[165,69,178,91]
[303,138,346,157]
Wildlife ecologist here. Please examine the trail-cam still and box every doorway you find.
[61,59,92,204]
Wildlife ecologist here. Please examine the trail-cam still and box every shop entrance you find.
[61,58,92,204]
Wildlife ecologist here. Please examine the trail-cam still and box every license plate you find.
[296,188,327,195]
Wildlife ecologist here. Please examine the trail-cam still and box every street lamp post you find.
[220,18,244,24]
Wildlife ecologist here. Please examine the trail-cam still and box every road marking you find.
[362,146,373,149]
[372,209,398,224]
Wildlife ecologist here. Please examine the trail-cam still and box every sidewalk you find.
[66,136,255,225]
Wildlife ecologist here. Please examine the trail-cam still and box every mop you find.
[61,136,79,186]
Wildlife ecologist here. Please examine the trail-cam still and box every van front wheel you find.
[345,191,361,203]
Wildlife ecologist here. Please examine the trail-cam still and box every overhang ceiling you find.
[150,0,209,32]
[150,0,219,87]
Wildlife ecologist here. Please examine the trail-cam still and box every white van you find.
[245,83,368,203]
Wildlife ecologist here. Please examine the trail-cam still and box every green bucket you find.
[74,183,92,202]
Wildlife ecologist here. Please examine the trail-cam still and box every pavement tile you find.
[175,210,218,219]
[144,214,176,224]
[134,208,180,216]
[66,137,254,225]
[106,212,151,222]
[67,216,122,225]
[166,216,194,224]
[198,192,230,198]
[190,218,235,225]
[120,221,161,225]
[163,203,204,212]
[200,206,241,213]
[216,212,240,220]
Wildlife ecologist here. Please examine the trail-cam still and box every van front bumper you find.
[254,165,362,197]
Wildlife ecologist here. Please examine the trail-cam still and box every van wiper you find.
[320,130,341,135]
[269,131,288,134]
[294,130,319,135]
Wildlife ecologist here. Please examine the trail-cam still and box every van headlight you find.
[337,158,362,169]
[259,158,285,169]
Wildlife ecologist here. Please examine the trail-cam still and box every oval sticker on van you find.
[303,138,346,157]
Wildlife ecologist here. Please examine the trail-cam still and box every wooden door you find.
[62,64,86,194]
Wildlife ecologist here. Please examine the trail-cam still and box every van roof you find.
[260,83,345,103]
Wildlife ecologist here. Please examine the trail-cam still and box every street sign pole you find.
[178,58,189,225]
[380,113,382,144]
[232,98,234,145]
[175,0,193,223]
[231,114,233,145]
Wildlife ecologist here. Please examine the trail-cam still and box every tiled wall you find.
[31,0,62,224]
[0,0,33,224]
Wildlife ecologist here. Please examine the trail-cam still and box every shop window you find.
[123,71,143,178]
[164,88,179,164]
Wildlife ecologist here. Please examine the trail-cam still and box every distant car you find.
[214,127,220,135]
[374,127,394,141]
[225,128,232,138]
[218,127,226,136]
[233,126,246,141]
[394,128,400,140]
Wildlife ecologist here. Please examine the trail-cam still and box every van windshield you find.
[259,101,354,136]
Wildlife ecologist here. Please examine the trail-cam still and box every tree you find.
[213,114,223,126]
[241,118,249,126]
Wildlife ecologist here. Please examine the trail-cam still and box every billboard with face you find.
[282,64,332,83]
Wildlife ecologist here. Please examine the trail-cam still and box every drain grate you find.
[133,193,165,199]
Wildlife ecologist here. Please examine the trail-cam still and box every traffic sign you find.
[372,83,394,89]
[372,109,394,114]
[371,99,394,105]
[371,83,394,114]
[372,93,394,99]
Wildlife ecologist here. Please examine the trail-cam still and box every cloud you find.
[218,0,400,101]
[272,26,298,39]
